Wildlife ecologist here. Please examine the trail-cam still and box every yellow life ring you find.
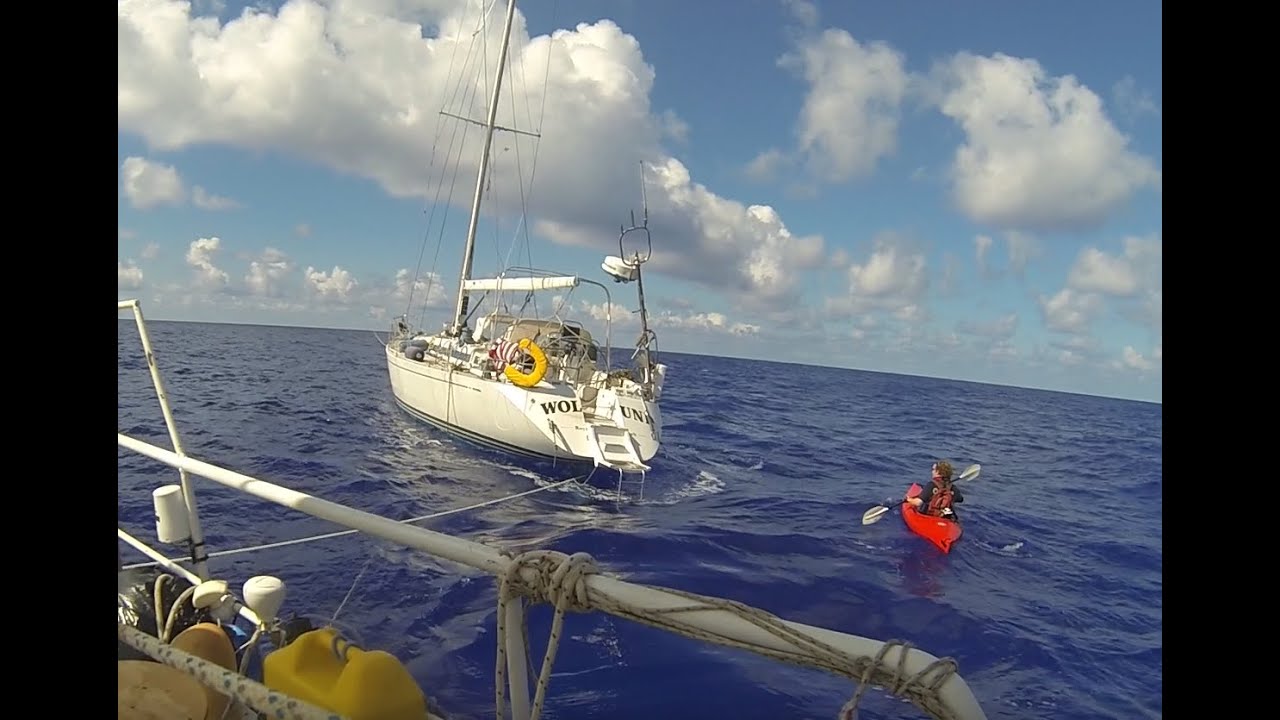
[504,338,548,387]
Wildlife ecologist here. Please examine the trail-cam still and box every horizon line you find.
[117,313,1162,406]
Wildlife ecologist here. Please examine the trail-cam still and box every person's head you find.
[931,460,954,486]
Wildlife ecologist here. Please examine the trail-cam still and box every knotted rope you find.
[495,550,599,720]
[837,639,960,720]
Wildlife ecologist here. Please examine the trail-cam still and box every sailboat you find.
[384,0,667,477]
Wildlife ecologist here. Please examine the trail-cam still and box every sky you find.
[118,0,1163,403]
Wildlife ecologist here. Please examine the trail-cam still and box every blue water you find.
[117,320,1162,719]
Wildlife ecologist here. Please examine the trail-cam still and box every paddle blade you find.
[861,505,893,525]
[958,463,981,482]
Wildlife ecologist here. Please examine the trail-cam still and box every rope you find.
[837,639,961,720]
[331,556,374,625]
[122,476,587,570]
[491,550,963,720]
[495,550,598,720]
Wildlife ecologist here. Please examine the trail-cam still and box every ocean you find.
[117,319,1162,719]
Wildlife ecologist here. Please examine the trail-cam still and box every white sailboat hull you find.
[386,343,661,471]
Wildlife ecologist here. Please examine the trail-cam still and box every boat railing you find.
[117,299,988,720]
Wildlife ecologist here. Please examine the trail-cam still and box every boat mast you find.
[449,0,519,337]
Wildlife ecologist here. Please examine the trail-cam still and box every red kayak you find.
[901,483,963,553]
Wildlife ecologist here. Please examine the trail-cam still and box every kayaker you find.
[905,461,964,520]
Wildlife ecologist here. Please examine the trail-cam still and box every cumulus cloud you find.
[119,261,145,290]
[928,52,1161,231]
[305,265,358,302]
[245,247,293,296]
[1063,232,1162,331]
[192,186,240,210]
[121,156,184,209]
[186,237,230,290]
[652,310,759,336]
[1070,248,1134,295]
[539,159,825,306]
[744,148,790,183]
[1037,288,1102,334]
[119,0,821,313]
[1120,345,1154,371]
[777,28,908,183]
[394,268,449,308]
[825,234,928,326]
[120,155,240,210]
[846,236,925,300]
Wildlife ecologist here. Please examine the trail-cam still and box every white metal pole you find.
[450,0,520,335]
[120,300,211,580]
[503,601,531,720]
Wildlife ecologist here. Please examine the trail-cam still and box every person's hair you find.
[934,460,954,481]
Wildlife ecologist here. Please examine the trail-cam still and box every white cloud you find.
[846,236,925,299]
[541,159,825,305]
[141,242,161,260]
[305,265,358,302]
[118,0,820,314]
[651,310,759,336]
[121,156,184,209]
[581,300,635,325]
[119,261,145,290]
[119,155,240,211]
[658,109,689,143]
[245,247,293,296]
[192,186,241,210]
[825,235,928,325]
[1120,345,1153,371]
[1037,288,1102,334]
[930,52,1161,231]
[744,148,790,182]
[1068,247,1138,296]
[778,28,908,183]
[1066,233,1162,329]
[185,237,230,290]
[394,268,447,304]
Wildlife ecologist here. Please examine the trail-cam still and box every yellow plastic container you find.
[262,627,427,720]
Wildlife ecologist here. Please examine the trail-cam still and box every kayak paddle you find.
[860,463,981,526]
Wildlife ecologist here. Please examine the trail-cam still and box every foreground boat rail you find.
[118,300,988,720]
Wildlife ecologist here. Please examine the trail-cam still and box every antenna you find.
[639,160,649,228]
